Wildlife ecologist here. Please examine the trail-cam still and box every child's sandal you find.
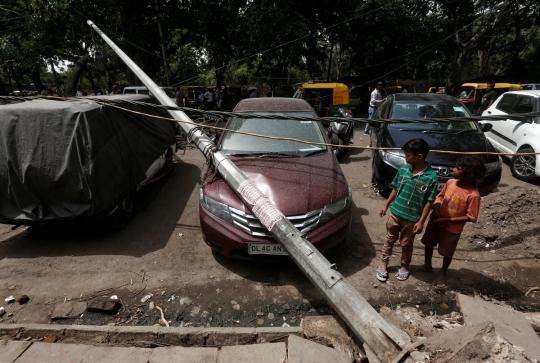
[396,268,410,281]
[376,268,388,282]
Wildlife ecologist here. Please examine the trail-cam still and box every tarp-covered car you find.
[0,94,177,224]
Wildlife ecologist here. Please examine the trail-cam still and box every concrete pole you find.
[87,19,411,363]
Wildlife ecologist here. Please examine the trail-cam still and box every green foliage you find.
[1,0,540,96]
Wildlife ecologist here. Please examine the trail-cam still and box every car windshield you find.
[389,102,477,132]
[457,87,475,99]
[221,112,327,156]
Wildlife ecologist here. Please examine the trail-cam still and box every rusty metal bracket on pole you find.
[88,19,412,362]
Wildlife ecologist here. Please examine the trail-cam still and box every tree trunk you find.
[66,55,94,96]
[326,41,335,82]
[31,71,44,93]
[446,50,468,96]
[50,59,60,94]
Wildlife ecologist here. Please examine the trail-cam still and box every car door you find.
[482,93,518,152]
[499,95,536,152]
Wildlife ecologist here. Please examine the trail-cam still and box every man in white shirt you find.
[364,81,386,135]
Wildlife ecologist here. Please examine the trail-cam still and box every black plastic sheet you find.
[0,95,176,224]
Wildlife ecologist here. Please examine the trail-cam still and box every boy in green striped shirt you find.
[376,138,438,282]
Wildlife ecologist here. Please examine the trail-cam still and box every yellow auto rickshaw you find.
[296,82,350,119]
[456,83,522,113]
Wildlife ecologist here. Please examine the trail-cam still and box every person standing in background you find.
[364,81,386,135]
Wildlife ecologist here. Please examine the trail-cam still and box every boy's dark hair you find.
[402,138,430,157]
[457,156,487,181]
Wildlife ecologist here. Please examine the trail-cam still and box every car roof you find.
[392,93,461,103]
[233,98,316,113]
[501,90,540,96]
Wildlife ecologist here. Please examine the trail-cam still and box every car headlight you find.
[379,150,405,169]
[319,187,352,226]
[485,156,502,174]
[199,189,234,224]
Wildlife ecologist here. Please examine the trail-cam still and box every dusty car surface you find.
[199,98,352,260]
[370,93,502,195]
[481,90,540,182]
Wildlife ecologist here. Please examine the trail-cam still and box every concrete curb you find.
[0,324,303,347]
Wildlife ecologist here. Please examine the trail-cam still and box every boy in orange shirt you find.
[415,157,487,287]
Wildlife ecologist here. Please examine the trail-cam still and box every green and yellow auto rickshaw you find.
[456,83,522,113]
[295,82,350,119]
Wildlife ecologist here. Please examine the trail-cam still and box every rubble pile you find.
[462,187,540,253]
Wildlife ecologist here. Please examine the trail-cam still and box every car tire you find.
[510,148,540,182]
[119,192,136,222]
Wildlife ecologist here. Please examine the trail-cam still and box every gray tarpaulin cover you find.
[0,95,176,224]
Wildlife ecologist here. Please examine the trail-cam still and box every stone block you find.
[150,346,217,363]
[218,342,286,363]
[287,334,351,363]
[51,302,87,320]
[15,342,92,363]
[457,293,540,360]
[422,322,530,362]
[87,297,120,314]
[0,340,32,363]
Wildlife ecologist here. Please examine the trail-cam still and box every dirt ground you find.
[0,122,539,332]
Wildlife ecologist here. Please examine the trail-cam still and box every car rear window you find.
[512,97,534,114]
[496,94,517,113]
[221,112,326,155]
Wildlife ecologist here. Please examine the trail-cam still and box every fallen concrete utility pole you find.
[88,20,412,363]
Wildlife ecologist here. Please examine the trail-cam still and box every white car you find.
[481,90,540,182]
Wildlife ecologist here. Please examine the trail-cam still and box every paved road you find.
[0,120,535,328]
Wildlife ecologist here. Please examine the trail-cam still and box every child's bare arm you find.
[436,216,471,223]
[413,200,433,234]
[433,203,441,220]
[380,188,397,217]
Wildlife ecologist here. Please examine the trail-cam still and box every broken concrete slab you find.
[301,316,361,362]
[87,297,121,314]
[288,334,351,363]
[217,342,286,363]
[51,301,87,320]
[379,306,439,338]
[81,346,153,362]
[457,293,540,360]
[525,312,540,332]
[422,322,530,363]
[0,340,32,363]
[149,346,218,363]
[14,342,92,363]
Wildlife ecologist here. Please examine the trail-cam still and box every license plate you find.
[437,182,446,191]
[247,243,288,256]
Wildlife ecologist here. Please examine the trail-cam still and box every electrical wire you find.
[4,95,537,157]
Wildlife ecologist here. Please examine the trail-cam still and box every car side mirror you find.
[480,123,493,132]
[369,121,381,128]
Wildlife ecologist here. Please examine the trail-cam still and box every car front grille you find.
[228,207,323,237]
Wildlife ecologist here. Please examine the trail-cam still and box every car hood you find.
[203,154,348,215]
[383,128,495,165]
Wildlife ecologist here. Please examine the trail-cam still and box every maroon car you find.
[199,98,351,260]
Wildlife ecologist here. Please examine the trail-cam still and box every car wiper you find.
[258,152,299,158]
[421,130,453,133]
[301,149,327,157]
[453,129,477,134]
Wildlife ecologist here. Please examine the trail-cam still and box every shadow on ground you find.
[0,160,201,259]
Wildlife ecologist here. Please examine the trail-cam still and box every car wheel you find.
[119,192,136,222]
[510,148,540,182]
